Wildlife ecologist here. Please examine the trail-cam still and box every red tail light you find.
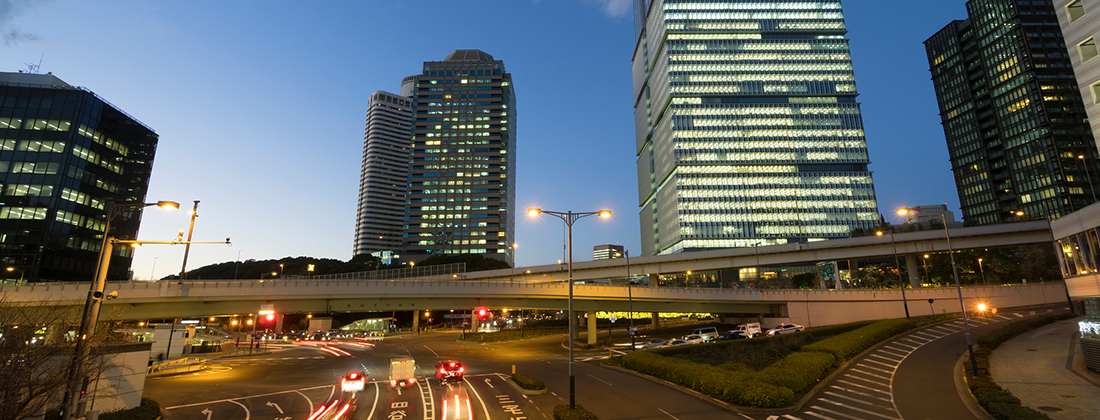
[440,368,446,374]
[458,367,464,373]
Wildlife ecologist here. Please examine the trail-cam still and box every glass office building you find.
[403,50,516,265]
[925,0,1099,225]
[632,0,881,256]
[0,72,158,283]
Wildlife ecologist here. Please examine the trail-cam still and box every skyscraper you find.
[926,0,1099,225]
[403,50,516,265]
[632,0,881,256]
[1055,0,1100,152]
[353,91,414,257]
[0,72,158,283]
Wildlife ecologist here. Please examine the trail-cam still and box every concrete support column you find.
[275,313,284,333]
[587,311,597,345]
[649,273,659,288]
[651,312,660,329]
[905,254,922,289]
[471,311,479,332]
[413,310,420,334]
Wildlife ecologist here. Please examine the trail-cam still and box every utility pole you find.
[179,201,200,280]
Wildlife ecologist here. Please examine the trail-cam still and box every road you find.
[147,307,1070,420]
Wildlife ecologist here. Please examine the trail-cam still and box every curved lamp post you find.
[897,207,977,376]
[63,200,179,420]
[876,229,910,318]
[527,208,610,409]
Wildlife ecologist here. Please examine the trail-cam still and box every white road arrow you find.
[766,416,779,420]
[266,401,284,414]
[201,408,213,420]
[484,378,494,389]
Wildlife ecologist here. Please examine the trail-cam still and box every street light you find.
[63,200,179,420]
[876,229,910,319]
[527,207,610,409]
[897,207,977,376]
[1079,155,1098,201]
[179,201,200,280]
[616,250,636,350]
[923,254,931,284]
[5,267,24,285]
[978,258,987,285]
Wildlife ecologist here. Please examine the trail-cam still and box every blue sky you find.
[1,0,971,279]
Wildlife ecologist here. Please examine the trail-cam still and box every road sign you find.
[609,316,618,323]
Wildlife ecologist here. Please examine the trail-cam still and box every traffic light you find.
[266,314,275,322]
[477,308,489,320]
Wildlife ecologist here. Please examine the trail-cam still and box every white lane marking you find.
[265,401,283,414]
[818,400,900,420]
[738,413,754,419]
[887,342,917,350]
[830,386,891,403]
[293,390,313,414]
[876,348,907,358]
[165,385,332,409]
[801,411,838,420]
[327,384,336,401]
[424,345,440,357]
[912,332,942,340]
[1013,313,1024,317]
[657,408,681,420]
[849,368,891,382]
[856,363,895,375]
[837,379,890,395]
[463,377,493,420]
[782,415,806,420]
[419,377,432,420]
[862,358,897,369]
[824,391,889,409]
[869,354,902,363]
[587,374,613,386]
[841,375,890,389]
[367,380,379,420]
[229,400,251,420]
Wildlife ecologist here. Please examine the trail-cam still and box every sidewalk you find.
[989,316,1100,419]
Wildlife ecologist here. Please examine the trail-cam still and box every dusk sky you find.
[2,0,974,279]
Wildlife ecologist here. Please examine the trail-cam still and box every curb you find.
[600,317,959,416]
[957,351,996,420]
[503,375,549,395]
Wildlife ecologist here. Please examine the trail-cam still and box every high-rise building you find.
[353,91,414,257]
[926,0,1099,225]
[593,244,626,261]
[0,72,158,283]
[1055,0,1100,152]
[403,50,516,265]
[632,0,881,256]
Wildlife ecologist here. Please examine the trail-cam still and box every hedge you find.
[99,397,162,420]
[511,373,545,390]
[964,313,1073,420]
[656,320,878,370]
[622,347,793,407]
[462,327,567,342]
[757,351,837,391]
[553,404,598,420]
[800,319,914,364]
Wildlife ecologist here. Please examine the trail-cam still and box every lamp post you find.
[5,267,24,284]
[617,250,635,350]
[898,207,977,375]
[150,257,158,281]
[509,243,517,281]
[923,254,931,284]
[260,272,276,281]
[234,250,242,280]
[1079,155,1098,201]
[876,228,910,319]
[179,200,200,280]
[279,263,284,279]
[527,207,611,409]
[63,200,180,420]
[978,258,987,285]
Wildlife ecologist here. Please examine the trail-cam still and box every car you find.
[634,337,668,349]
[340,371,367,393]
[734,323,762,338]
[689,327,720,341]
[435,360,465,384]
[680,334,706,345]
[766,323,806,336]
[707,331,751,342]
[441,382,475,420]
[666,339,690,346]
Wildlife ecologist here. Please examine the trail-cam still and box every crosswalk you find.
[765,311,1040,420]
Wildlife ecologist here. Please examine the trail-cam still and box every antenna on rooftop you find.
[23,55,43,74]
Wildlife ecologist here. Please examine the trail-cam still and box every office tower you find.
[632,0,881,256]
[593,244,626,261]
[0,72,158,283]
[1056,0,1100,153]
[353,91,414,257]
[926,0,1099,225]
[403,50,516,265]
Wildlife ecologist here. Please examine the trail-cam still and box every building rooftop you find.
[444,49,494,62]
[0,71,71,88]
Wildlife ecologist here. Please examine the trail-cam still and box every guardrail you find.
[147,357,206,376]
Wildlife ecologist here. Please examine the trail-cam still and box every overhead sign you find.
[259,304,275,315]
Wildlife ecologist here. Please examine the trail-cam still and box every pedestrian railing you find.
[147,357,206,376]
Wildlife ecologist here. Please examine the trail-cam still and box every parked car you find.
[689,327,720,341]
[666,339,690,346]
[680,334,706,345]
[707,331,750,342]
[635,337,669,349]
[766,323,806,336]
[734,323,762,338]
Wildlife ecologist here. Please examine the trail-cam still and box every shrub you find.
[511,373,545,390]
[463,327,567,342]
[622,348,793,407]
[99,397,161,420]
[757,351,836,392]
[972,387,1020,406]
[553,404,598,420]
[801,319,914,363]
[985,402,1051,420]
[660,320,876,370]
[718,361,749,372]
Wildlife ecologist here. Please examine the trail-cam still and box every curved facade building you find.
[353,91,414,256]
[632,0,881,256]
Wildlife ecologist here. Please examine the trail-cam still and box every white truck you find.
[389,357,416,389]
[734,323,762,338]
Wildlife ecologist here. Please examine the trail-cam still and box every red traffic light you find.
[265,314,275,321]
[477,308,488,318]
